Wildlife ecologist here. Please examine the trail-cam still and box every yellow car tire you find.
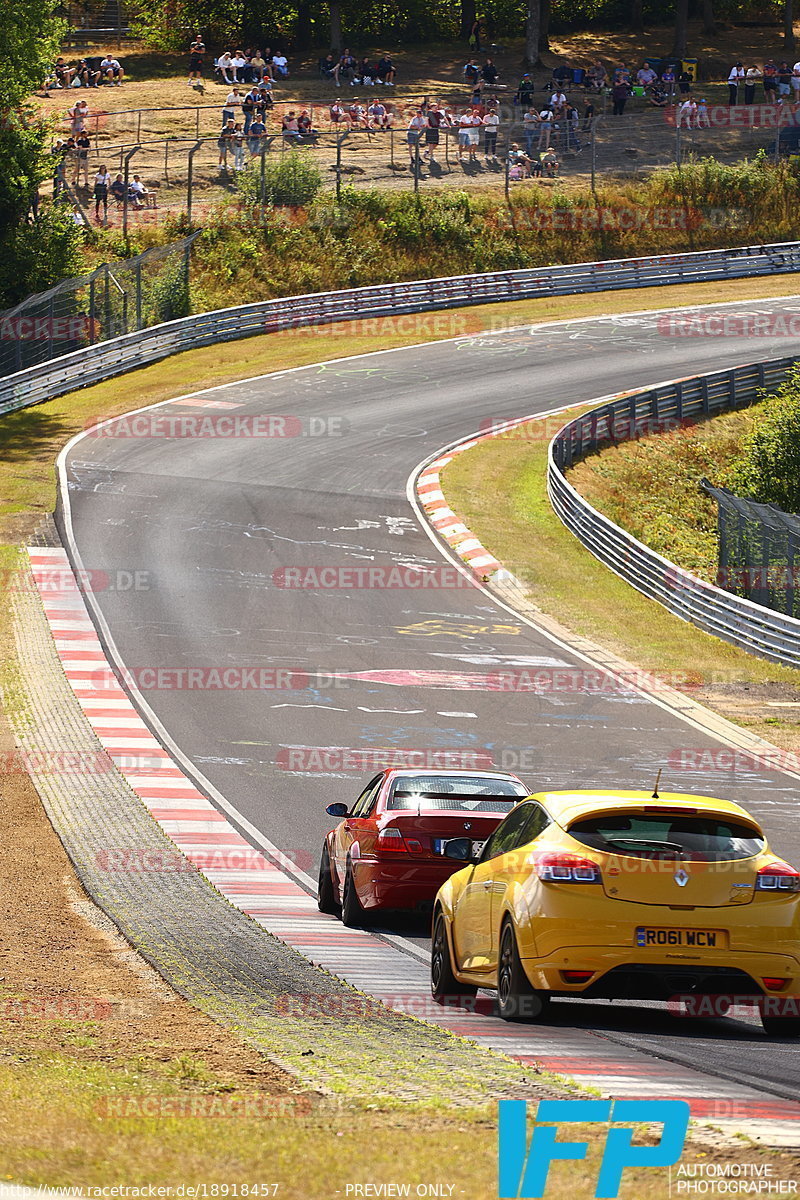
[497,920,550,1023]
[431,911,477,1002]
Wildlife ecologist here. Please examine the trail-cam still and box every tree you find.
[631,0,644,36]
[785,0,795,55]
[525,0,540,68]
[0,0,82,309]
[702,0,717,36]
[672,0,689,58]
[539,0,550,53]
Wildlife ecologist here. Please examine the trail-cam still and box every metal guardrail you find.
[3,240,800,417]
[547,356,800,668]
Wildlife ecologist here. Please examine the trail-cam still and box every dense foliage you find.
[127,0,792,51]
[727,366,800,513]
[0,0,83,308]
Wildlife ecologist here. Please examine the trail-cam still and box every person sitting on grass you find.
[334,49,357,86]
[648,82,668,107]
[128,174,151,208]
[482,57,499,85]
[54,57,76,88]
[464,59,480,86]
[329,99,348,126]
[376,54,396,84]
[297,109,315,141]
[272,51,289,78]
[282,110,302,141]
[541,146,559,176]
[356,56,375,85]
[216,51,234,84]
[77,58,102,88]
[368,98,389,128]
[319,53,336,81]
[100,54,124,84]
[110,173,126,204]
[506,143,532,178]
[249,50,268,82]
[231,50,248,82]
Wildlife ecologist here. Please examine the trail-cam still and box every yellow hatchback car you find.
[431,789,800,1035]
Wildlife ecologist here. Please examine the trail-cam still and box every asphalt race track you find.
[61,298,800,1099]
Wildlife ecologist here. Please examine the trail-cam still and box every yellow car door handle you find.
[483,880,492,890]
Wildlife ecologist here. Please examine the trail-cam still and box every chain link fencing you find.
[701,479,800,620]
[0,234,197,378]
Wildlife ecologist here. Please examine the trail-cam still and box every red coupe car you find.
[318,768,530,925]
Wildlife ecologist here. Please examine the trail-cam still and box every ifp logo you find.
[498,1099,690,1198]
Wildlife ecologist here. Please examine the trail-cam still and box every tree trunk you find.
[539,0,550,52]
[631,0,644,35]
[702,0,717,35]
[785,0,795,55]
[461,0,476,40]
[525,0,540,68]
[672,0,689,58]
[295,0,312,49]
[329,1,342,52]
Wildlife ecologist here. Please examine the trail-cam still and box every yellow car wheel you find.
[431,911,477,1003]
[497,920,550,1023]
[761,1012,800,1038]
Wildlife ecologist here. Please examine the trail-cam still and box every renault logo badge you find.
[674,868,689,887]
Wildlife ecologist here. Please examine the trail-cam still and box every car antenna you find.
[652,768,662,800]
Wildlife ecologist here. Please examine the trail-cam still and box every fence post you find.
[186,140,203,223]
[135,260,143,330]
[260,144,267,219]
[137,110,141,142]
[89,276,96,343]
[165,140,170,185]
[413,138,420,194]
[122,145,141,240]
[504,144,510,201]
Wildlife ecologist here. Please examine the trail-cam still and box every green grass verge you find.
[441,409,800,742]
[568,405,757,582]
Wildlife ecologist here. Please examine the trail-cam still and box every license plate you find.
[433,838,486,858]
[635,927,725,949]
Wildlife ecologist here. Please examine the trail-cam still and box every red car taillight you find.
[376,827,409,855]
[535,852,601,884]
[755,861,800,892]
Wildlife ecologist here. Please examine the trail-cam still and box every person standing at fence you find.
[223,86,242,127]
[188,34,205,87]
[777,61,792,98]
[218,120,236,173]
[70,98,89,137]
[73,130,91,187]
[763,58,778,101]
[242,85,259,134]
[407,108,426,166]
[745,65,761,105]
[233,123,247,169]
[482,104,499,160]
[611,77,630,116]
[728,62,745,105]
[423,103,446,162]
[537,106,554,148]
[522,105,540,155]
[247,114,266,156]
[93,163,110,222]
